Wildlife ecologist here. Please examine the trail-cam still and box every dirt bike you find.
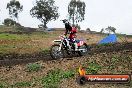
[50,35,89,59]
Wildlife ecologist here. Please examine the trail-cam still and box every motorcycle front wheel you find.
[50,44,64,59]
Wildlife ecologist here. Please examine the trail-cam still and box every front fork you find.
[58,40,73,52]
[58,42,63,51]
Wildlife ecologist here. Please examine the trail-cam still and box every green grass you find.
[105,55,132,73]
[97,43,114,48]
[0,83,5,88]
[0,25,16,32]
[105,55,120,71]
[0,31,55,41]
[85,61,101,74]
[0,82,8,88]
[62,70,75,78]
[0,44,34,54]
[0,32,52,54]
[30,31,58,38]
[26,63,42,72]
[0,33,29,40]
[30,32,50,38]
[41,69,75,88]
[11,81,31,87]
[0,45,15,53]
[40,48,49,54]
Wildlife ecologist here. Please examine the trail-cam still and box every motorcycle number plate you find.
[78,41,84,46]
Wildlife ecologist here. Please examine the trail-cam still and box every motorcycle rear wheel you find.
[78,44,89,56]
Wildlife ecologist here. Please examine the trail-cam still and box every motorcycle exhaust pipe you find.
[78,49,87,52]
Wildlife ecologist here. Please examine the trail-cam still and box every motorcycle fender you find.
[52,40,61,45]
[53,40,61,43]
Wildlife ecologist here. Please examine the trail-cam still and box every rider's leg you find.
[74,43,78,51]
[73,38,78,51]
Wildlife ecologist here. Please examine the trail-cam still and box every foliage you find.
[0,83,5,88]
[30,0,59,28]
[100,28,104,33]
[75,24,81,30]
[108,55,132,71]
[61,70,75,78]
[86,61,101,74]
[86,28,91,33]
[26,63,42,72]
[108,56,119,70]
[38,24,45,29]
[105,26,116,34]
[6,0,23,20]
[68,0,86,25]
[3,18,15,26]
[3,18,21,27]
[41,69,75,88]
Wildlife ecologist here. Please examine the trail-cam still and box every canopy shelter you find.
[98,34,117,44]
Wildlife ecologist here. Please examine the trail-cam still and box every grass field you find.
[0,31,57,54]
[0,28,101,54]
[0,29,131,54]
[0,26,132,54]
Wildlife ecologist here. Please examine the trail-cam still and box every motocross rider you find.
[62,19,78,51]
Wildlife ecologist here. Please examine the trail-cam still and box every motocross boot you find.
[74,43,78,51]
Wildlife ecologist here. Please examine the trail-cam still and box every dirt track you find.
[0,42,132,88]
[0,42,132,67]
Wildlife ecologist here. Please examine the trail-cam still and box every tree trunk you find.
[43,21,47,30]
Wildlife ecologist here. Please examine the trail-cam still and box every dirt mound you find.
[90,42,132,53]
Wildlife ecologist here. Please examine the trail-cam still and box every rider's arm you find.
[64,23,70,35]
[64,28,68,36]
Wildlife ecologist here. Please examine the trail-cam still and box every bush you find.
[3,18,16,26]
[3,18,22,29]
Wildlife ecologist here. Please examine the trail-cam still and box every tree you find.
[6,0,23,21]
[105,26,116,34]
[75,24,81,30]
[100,28,104,33]
[30,0,59,28]
[68,0,86,26]
[3,18,16,26]
[86,28,91,33]
[3,18,21,27]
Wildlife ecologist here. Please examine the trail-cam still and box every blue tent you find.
[98,34,117,44]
